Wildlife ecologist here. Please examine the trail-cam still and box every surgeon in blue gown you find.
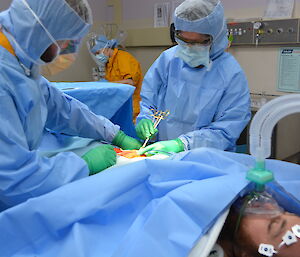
[137,0,251,155]
[0,0,141,211]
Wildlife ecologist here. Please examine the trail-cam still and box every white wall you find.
[222,0,300,159]
[0,0,11,11]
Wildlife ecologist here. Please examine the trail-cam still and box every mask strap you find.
[234,194,254,236]
[98,42,110,55]
[212,15,226,43]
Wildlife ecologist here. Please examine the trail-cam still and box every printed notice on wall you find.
[154,2,170,27]
[277,48,300,93]
[264,0,294,18]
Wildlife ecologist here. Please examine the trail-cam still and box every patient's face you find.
[241,212,300,256]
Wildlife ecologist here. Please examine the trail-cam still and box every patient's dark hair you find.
[218,204,262,257]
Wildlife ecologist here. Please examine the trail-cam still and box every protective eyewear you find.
[175,31,212,46]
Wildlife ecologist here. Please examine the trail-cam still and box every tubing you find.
[249,94,300,161]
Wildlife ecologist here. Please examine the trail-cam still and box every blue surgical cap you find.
[174,0,228,60]
[91,35,119,54]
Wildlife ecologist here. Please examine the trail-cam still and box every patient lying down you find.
[216,192,300,257]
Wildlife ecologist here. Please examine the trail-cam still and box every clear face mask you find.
[234,191,284,236]
[242,191,284,218]
[235,192,299,257]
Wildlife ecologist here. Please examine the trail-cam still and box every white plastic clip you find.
[292,225,300,238]
[258,244,277,256]
[280,230,298,247]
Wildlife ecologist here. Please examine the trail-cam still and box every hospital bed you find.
[0,148,300,257]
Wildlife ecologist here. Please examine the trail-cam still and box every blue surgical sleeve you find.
[137,54,168,122]
[179,71,251,151]
[0,90,89,208]
[42,78,120,143]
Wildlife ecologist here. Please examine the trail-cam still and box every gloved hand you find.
[112,130,142,150]
[82,145,116,175]
[135,119,158,140]
[138,138,185,155]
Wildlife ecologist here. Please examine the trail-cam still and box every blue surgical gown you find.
[0,47,120,209]
[137,46,251,151]
[0,0,121,210]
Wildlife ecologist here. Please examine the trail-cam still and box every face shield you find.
[6,0,92,69]
[58,39,82,55]
[40,39,82,76]
[18,0,61,64]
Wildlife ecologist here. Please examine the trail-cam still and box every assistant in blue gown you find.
[137,0,251,151]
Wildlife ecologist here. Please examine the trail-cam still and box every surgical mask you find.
[95,53,109,65]
[175,39,212,70]
[40,53,76,76]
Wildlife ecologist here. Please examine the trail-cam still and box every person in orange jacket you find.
[90,35,143,122]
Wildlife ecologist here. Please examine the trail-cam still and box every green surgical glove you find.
[135,119,158,140]
[138,138,185,155]
[112,130,142,150]
[82,145,116,175]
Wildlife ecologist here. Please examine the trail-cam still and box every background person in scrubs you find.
[0,0,141,211]
[90,35,143,122]
[137,0,251,155]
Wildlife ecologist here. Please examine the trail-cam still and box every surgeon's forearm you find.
[179,128,234,151]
